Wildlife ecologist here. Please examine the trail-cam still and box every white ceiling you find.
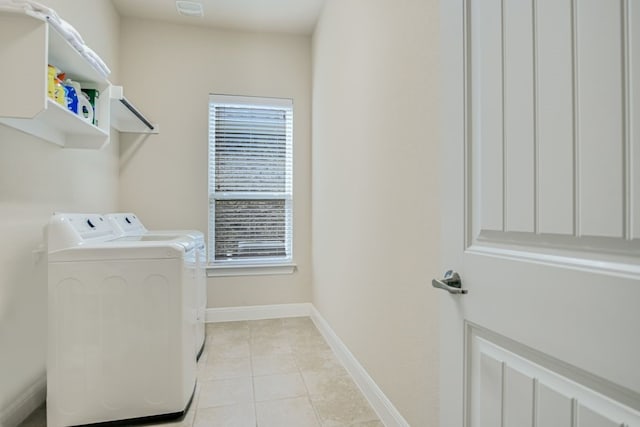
[111,0,325,35]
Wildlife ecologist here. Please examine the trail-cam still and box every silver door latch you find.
[432,270,467,294]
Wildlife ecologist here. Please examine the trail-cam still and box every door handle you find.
[432,270,468,294]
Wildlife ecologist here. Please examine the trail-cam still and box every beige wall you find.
[0,3,441,424]
[118,19,312,307]
[0,0,120,419]
[311,0,440,425]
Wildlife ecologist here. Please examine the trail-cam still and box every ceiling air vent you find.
[176,1,204,17]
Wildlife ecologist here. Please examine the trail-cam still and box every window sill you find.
[207,263,297,277]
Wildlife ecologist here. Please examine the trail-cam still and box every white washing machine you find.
[46,213,197,427]
[105,213,206,359]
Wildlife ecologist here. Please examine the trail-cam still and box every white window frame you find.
[207,94,295,275]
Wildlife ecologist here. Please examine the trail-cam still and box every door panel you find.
[576,0,625,239]
[470,0,637,250]
[479,353,503,427]
[440,0,640,426]
[578,406,622,427]
[503,366,534,427]
[536,0,575,236]
[472,0,504,232]
[537,384,573,427]
[503,0,535,234]
[631,1,640,241]
[469,328,640,426]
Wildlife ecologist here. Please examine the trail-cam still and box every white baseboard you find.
[0,376,46,427]
[205,302,313,323]
[206,303,409,427]
[308,306,411,427]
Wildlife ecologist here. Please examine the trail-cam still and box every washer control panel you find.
[47,213,117,252]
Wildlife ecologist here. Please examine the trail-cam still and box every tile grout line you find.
[249,323,258,427]
[290,324,324,427]
[196,324,255,425]
[286,318,323,426]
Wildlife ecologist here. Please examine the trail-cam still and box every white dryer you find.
[46,213,197,427]
[105,213,207,359]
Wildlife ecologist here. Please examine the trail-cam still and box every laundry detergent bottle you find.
[47,65,57,100]
[53,72,67,107]
[62,75,80,114]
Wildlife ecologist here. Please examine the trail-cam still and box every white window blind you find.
[208,94,293,265]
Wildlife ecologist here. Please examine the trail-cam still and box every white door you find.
[439,1,640,426]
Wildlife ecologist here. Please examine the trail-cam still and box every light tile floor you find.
[19,317,382,427]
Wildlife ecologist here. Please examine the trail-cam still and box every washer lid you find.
[48,239,192,262]
[146,230,205,246]
[106,212,204,246]
[112,234,197,251]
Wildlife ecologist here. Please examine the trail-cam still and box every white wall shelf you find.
[0,11,158,148]
[109,86,158,134]
[0,99,108,148]
[0,11,110,149]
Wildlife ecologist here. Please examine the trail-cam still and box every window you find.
[208,95,293,267]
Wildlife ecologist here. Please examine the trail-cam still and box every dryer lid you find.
[106,212,205,246]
